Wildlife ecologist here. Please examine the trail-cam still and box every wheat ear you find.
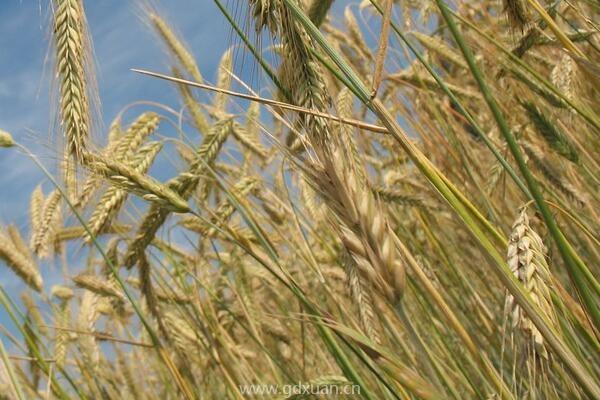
[85,141,163,241]
[82,151,190,212]
[52,0,92,160]
[504,208,558,359]
[51,285,73,369]
[31,190,62,258]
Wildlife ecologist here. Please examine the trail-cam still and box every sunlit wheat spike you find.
[247,1,405,304]
[77,290,100,373]
[213,47,233,113]
[52,286,73,370]
[551,53,577,103]
[127,276,191,305]
[51,284,74,301]
[107,115,122,144]
[111,112,160,162]
[82,151,190,212]
[0,230,42,291]
[504,208,557,359]
[343,252,381,344]
[52,0,93,161]
[29,185,44,240]
[163,309,205,354]
[335,87,364,182]
[334,171,406,304]
[72,273,125,302]
[85,141,163,242]
[31,190,62,258]
[63,154,79,202]
[21,292,47,336]
[7,225,33,262]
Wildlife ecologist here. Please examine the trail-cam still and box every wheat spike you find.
[20,292,47,336]
[52,286,73,370]
[72,273,125,302]
[213,47,233,113]
[410,31,468,69]
[344,252,381,344]
[0,230,42,291]
[183,176,258,237]
[248,0,405,303]
[551,53,577,102]
[31,190,62,257]
[7,225,33,262]
[77,290,100,372]
[82,151,190,212]
[504,209,557,359]
[85,141,163,241]
[232,120,268,160]
[111,112,160,162]
[52,0,92,160]
[29,186,44,240]
[76,113,158,208]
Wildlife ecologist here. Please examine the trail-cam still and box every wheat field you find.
[0,0,599,399]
